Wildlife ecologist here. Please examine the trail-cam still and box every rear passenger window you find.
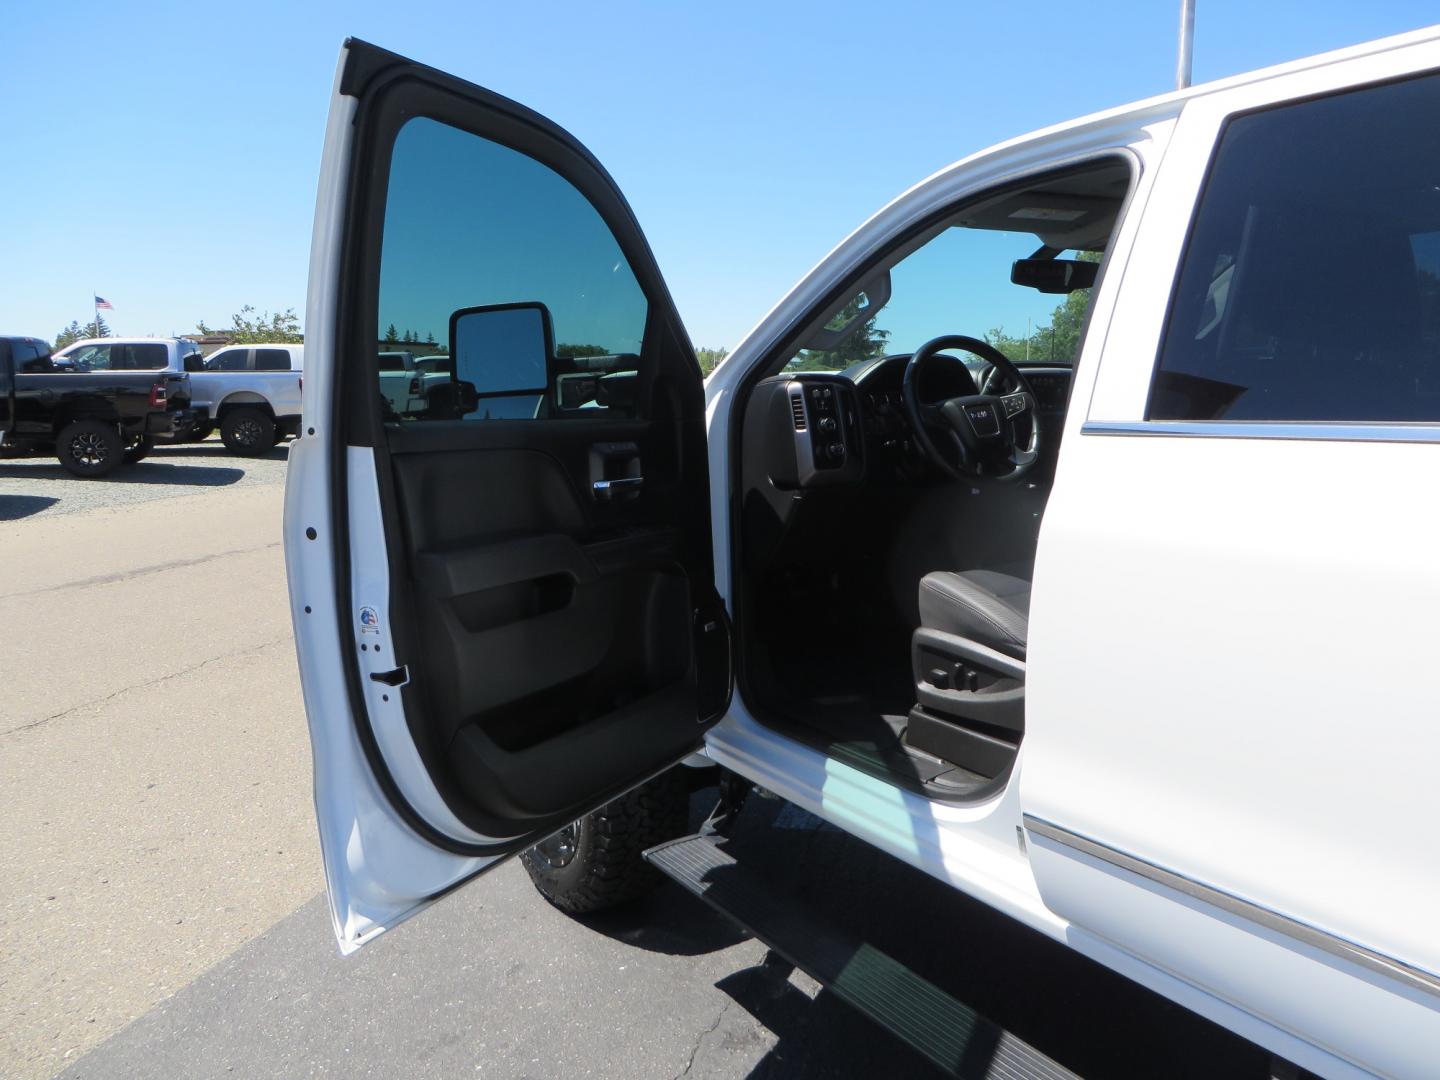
[254,349,291,371]
[1151,73,1440,423]
[207,349,249,371]
[122,344,168,370]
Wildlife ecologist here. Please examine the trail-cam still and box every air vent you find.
[790,393,807,431]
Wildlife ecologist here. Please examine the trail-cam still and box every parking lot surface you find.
[2,438,1266,1080]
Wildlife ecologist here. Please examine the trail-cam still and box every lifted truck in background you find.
[0,335,193,477]
[192,343,305,454]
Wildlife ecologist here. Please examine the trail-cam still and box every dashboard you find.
[745,353,1073,492]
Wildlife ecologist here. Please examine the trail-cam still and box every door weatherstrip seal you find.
[1022,814,1440,1000]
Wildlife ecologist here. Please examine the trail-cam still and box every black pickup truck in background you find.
[0,335,196,478]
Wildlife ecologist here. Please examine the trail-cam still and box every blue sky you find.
[4,1,1438,350]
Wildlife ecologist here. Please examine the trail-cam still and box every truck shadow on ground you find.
[0,461,247,487]
[150,442,290,461]
[579,885,751,957]
[0,493,60,520]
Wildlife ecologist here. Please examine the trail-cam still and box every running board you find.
[644,833,1080,1079]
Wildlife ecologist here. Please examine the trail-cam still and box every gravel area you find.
[0,437,290,521]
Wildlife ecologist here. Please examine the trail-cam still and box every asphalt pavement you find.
[1,436,1271,1080]
[0,438,939,1080]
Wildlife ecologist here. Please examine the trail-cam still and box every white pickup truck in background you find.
[194,343,304,454]
[376,349,449,417]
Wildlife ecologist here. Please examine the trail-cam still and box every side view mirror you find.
[449,301,554,402]
[183,354,205,373]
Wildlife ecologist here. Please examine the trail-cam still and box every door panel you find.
[384,420,705,833]
[1025,42,1440,1077]
[287,39,728,950]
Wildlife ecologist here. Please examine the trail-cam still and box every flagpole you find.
[94,292,99,337]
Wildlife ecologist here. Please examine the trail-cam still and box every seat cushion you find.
[918,569,1031,658]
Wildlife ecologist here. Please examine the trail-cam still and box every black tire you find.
[189,422,215,443]
[56,419,123,478]
[520,768,689,914]
[123,435,153,464]
[220,408,274,456]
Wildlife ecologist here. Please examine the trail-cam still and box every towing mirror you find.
[1011,258,1099,294]
[183,354,205,373]
[449,301,554,401]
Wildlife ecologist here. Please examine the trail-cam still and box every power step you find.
[644,832,1080,1080]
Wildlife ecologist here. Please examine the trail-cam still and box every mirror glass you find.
[453,304,548,394]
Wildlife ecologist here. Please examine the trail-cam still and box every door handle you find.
[593,476,644,500]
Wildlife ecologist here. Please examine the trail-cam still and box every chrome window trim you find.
[1023,815,1440,1000]
[1082,419,1440,444]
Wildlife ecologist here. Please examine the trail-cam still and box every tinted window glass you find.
[206,349,249,371]
[377,116,647,422]
[254,348,291,371]
[12,339,50,371]
[1151,73,1440,423]
[123,343,169,370]
[63,344,112,370]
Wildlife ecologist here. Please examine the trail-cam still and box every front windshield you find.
[786,225,1100,373]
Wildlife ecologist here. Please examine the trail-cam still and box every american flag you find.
[94,295,113,310]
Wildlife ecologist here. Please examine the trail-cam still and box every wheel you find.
[520,768,689,914]
[123,435,153,464]
[189,422,215,443]
[220,408,275,456]
[56,419,123,478]
[271,427,287,446]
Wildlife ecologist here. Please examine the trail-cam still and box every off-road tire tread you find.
[521,769,688,914]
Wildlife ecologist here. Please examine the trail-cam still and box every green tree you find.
[55,320,88,349]
[74,316,111,340]
[695,347,728,376]
[788,296,891,371]
[197,305,302,344]
[384,323,398,343]
[985,253,1101,364]
[556,343,610,358]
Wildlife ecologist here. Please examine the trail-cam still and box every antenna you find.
[1176,0,1196,90]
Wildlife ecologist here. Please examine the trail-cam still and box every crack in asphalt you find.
[0,635,293,738]
[0,542,282,602]
[675,997,736,1079]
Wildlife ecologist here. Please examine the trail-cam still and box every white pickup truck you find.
[284,28,1440,1079]
[52,338,303,455]
[194,342,304,454]
[376,349,450,417]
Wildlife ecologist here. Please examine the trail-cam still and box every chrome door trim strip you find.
[1023,814,1440,1000]
[1081,419,1440,444]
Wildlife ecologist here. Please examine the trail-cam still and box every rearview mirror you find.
[449,301,553,399]
[1011,258,1099,294]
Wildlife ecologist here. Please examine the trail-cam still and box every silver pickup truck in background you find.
[194,343,304,454]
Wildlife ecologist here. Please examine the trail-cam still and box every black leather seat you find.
[918,570,1031,659]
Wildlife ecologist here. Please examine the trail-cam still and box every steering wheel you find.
[901,334,1041,482]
